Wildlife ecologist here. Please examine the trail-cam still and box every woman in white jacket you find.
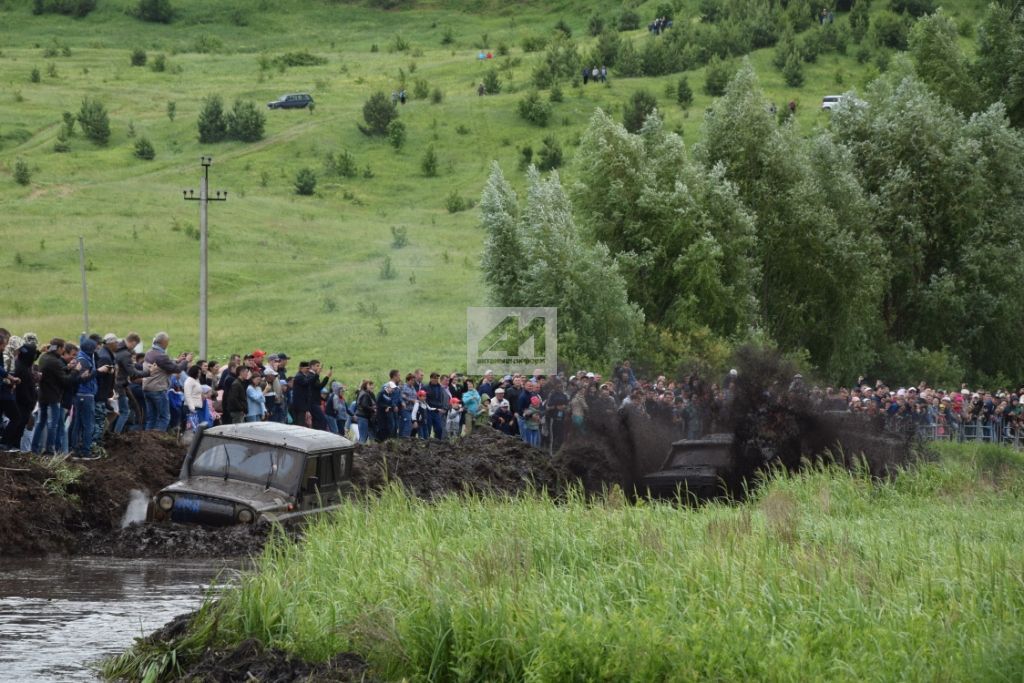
[183,365,204,414]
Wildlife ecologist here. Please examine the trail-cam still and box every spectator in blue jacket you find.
[68,337,107,458]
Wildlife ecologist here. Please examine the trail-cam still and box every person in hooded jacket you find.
[68,337,106,458]
[0,334,24,451]
[9,334,41,450]
[31,339,82,454]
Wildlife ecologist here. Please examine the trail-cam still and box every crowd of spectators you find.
[2,325,1023,458]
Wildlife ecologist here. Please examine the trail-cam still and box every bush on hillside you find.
[536,135,563,171]
[134,136,155,160]
[197,95,227,143]
[13,159,31,186]
[889,0,936,17]
[703,56,732,96]
[421,146,439,177]
[137,0,173,23]
[325,150,358,177]
[130,48,147,67]
[273,51,327,68]
[225,99,266,142]
[294,168,317,195]
[77,96,110,145]
[518,91,552,127]
[588,14,604,37]
[623,90,658,133]
[872,11,909,50]
[677,76,694,107]
[482,68,502,94]
[783,52,805,87]
[360,91,397,136]
[150,53,167,72]
[32,0,95,17]
[387,120,406,150]
[618,10,640,31]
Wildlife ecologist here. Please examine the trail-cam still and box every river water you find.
[0,556,241,681]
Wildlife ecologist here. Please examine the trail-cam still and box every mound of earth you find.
[0,432,185,556]
[353,427,568,499]
[84,519,288,559]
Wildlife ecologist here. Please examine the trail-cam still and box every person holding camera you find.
[141,332,192,432]
[292,360,332,430]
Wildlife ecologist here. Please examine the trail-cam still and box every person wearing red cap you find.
[411,389,428,438]
[445,397,463,439]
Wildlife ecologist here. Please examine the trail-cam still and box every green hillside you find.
[0,0,998,378]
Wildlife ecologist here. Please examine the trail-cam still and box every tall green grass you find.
[104,442,1024,681]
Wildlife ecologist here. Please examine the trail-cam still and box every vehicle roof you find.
[822,95,844,99]
[202,422,353,452]
[282,93,312,97]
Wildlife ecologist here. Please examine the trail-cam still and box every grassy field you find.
[103,441,1024,681]
[0,0,989,379]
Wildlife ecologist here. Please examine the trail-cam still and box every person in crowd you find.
[355,379,376,444]
[246,371,267,422]
[521,395,543,447]
[113,333,145,433]
[293,360,332,430]
[400,374,418,438]
[224,365,250,425]
[183,365,204,419]
[68,338,102,458]
[446,397,463,439]
[30,338,78,454]
[460,379,481,436]
[546,379,569,450]
[424,372,448,439]
[142,332,192,432]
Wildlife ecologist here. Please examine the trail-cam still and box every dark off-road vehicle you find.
[148,423,354,526]
[267,93,314,109]
[640,433,737,501]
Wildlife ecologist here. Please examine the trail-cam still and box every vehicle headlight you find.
[158,494,174,511]
[237,508,254,524]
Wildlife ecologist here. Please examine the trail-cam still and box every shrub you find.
[137,0,173,23]
[536,135,563,171]
[421,145,439,177]
[77,96,110,145]
[445,189,466,213]
[134,136,155,160]
[430,87,444,104]
[889,0,935,17]
[30,67,40,83]
[588,14,605,36]
[130,48,147,66]
[391,225,409,247]
[521,34,547,53]
[166,101,176,121]
[61,111,75,137]
[387,120,406,150]
[518,91,552,127]
[379,256,398,280]
[441,27,454,45]
[360,91,397,136]
[13,159,31,185]
[197,95,227,143]
[325,150,358,177]
[783,52,805,87]
[294,168,317,195]
[677,76,693,107]
[623,90,658,133]
[273,51,327,68]
[482,68,502,95]
[703,55,732,96]
[519,145,533,169]
[549,85,563,103]
[225,99,266,142]
[53,129,70,153]
[406,78,426,100]
[554,19,572,38]
[150,53,167,72]
[47,63,58,78]
[618,10,640,31]
[32,0,96,17]
[872,11,909,50]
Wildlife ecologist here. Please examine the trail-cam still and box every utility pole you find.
[183,156,227,359]
[78,236,89,335]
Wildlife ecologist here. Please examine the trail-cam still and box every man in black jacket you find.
[291,360,331,430]
[94,333,118,441]
[31,339,83,454]
[113,333,145,433]
[424,372,447,439]
[224,366,250,425]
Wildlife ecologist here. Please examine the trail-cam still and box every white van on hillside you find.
[821,95,846,111]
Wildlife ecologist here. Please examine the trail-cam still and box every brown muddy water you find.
[0,556,241,681]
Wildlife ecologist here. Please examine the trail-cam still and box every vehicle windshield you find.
[189,436,303,491]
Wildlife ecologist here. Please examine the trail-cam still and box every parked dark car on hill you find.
[148,422,354,526]
[267,93,314,109]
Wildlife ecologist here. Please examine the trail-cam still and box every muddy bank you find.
[353,427,567,498]
[0,432,184,556]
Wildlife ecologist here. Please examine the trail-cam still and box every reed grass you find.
[105,442,1024,681]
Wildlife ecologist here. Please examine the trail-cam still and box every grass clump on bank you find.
[105,443,1024,681]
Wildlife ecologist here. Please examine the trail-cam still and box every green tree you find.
[696,64,885,379]
[482,163,642,365]
[387,119,406,150]
[850,0,871,43]
[197,94,227,143]
[13,158,31,185]
[482,68,502,94]
[536,135,563,171]
[360,91,397,135]
[623,89,658,133]
[517,91,552,127]
[703,55,732,96]
[531,32,580,88]
[77,96,110,145]
[574,109,759,340]
[130,48,147,66]
[677,76,693,108]
[783,52,805,87]
[137,0,173,22]
[421,145,438,177]
[974,3,1024,128]
[225,99,266,142]
[133,136,155,160]
[294,168,317,195]
[909,11,980,114]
